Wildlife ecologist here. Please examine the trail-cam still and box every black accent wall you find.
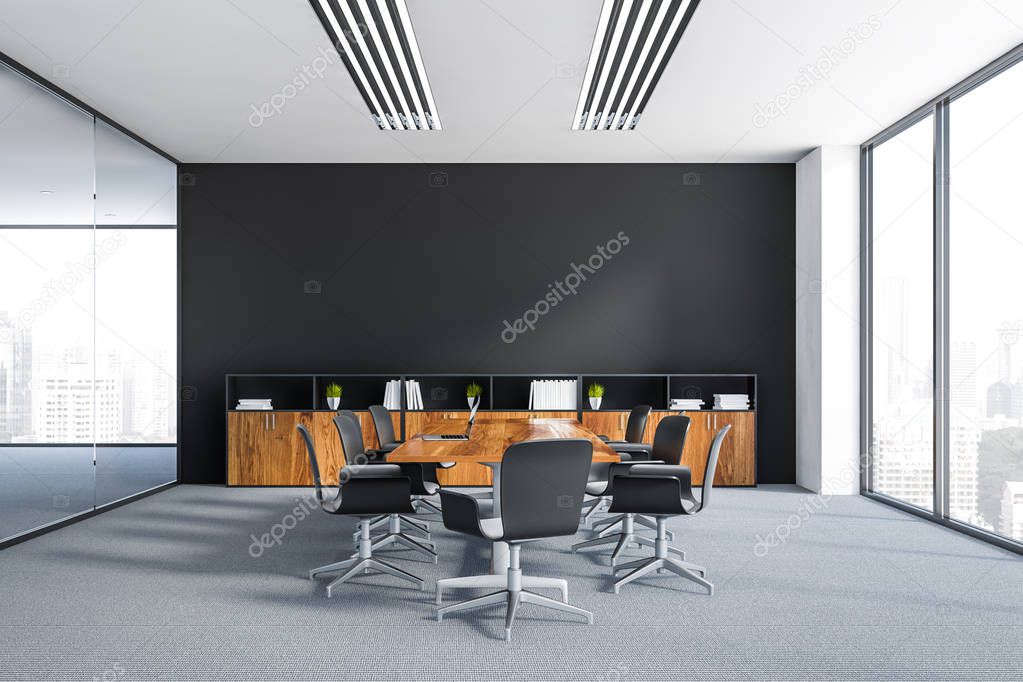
[180,163,795,484]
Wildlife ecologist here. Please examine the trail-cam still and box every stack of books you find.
[528,379,577,410]
[714,394,750,410]
[236,398,272,410]
[670,398,705,411]
[382,380,403,410]
[404,379,424,410]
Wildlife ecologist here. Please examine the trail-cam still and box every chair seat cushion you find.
[478,516,504,540]
[586,480,609,496]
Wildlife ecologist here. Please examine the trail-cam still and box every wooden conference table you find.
[387,417,620,599]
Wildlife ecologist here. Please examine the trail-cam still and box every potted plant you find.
[466,381,483,409]
[587,382,604,410]
[324,382,343,410]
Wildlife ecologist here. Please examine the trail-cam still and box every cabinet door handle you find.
[271,413,276,429]
[264,413,268,430]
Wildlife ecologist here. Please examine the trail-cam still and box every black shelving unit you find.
[225,373,757,413]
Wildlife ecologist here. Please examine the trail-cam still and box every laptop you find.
[423,401,479,441]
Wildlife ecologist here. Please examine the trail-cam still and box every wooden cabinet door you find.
[228,411,306,486]
[582,411,627,441]
[713,411,756,486]
[298,412,345,486]
[227,411,269,486]
[678,411,713,484]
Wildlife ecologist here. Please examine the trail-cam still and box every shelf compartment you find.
[404,375,488,411]
[581,375,666,410]
[226,375,313,411]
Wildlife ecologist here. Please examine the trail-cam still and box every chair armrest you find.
[338,475,414,515]
[608,475,685,515]
[628,464,693,491]
[438,462,456,469]
[610,442,652,455]
[439,490,489,539]
[598,434,611,442]
[340,463,402,480]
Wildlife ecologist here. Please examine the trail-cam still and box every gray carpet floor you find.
[0,484,1020,681]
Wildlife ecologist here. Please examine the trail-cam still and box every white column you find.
[796,146,861,495]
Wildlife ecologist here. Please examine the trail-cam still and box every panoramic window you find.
[869,115,934,511]
[948,60,1023,541]
[866,54,1023,547]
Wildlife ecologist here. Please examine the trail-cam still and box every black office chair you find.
[582,405,653,524]
[436,439,595,642]
[298,424,426,596]
[333,413,436,561]
[573,415,690,563]
[608,424,730,595]
[597,404,653,460]
[369,404,451,515]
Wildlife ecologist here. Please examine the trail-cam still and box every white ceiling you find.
[0,0,1020,163]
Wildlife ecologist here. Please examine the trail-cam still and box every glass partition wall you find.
[863,45,1023,552]
[0,60,177,544]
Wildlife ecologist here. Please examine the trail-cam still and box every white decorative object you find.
[589,397,602,410]
[326,397,340,410]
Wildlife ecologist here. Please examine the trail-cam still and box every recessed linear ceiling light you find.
[572,0,701,131]
[307,0,441,130]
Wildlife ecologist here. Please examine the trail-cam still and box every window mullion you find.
[933,99,951,520]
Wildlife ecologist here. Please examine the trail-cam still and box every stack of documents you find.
[669,398,705,411]
[382,380,403,410]
[528,379,577,410]
[405,379,424,410]
[713,394,750,410]
[236,398,272,410]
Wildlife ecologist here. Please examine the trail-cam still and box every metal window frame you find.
[861,43,1023,555]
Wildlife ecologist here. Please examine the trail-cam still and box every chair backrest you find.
[650,414,690,465]
[499,439,592,541]
[624,405,653,443]
[296,424,323,502]
[333,411,366,466]
[368,404,397,447]
[699,424,731,510]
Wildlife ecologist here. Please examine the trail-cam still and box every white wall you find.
[796,145,861,495]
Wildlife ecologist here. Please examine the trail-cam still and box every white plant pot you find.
[589,397,602,410]
[467,396,479,409]
[326,397,340,410]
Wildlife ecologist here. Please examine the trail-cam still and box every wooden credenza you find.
[227,409,755,487]
[226,410,400,486]
[582,410,756,486]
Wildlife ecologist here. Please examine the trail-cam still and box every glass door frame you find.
[860,43,1023,555]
